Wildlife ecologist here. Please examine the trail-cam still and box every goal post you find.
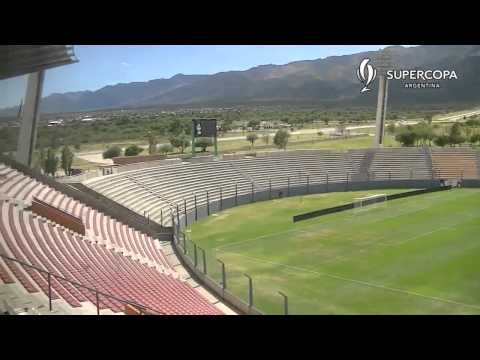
[353,194,387,212]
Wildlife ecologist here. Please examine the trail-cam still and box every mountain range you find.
[2,45,480,115]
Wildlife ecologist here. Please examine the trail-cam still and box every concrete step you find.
[0,282,124,315]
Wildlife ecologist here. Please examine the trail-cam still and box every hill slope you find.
[2,45,479,115]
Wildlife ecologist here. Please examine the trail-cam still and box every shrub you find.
[433,135,449,147]
[169,134,190,153]
[158,144,173,155]
[246,133,258,148]
[273,129,290,150]
[124,144,144,157]
[195,137,213,152]
[102,146,122,159]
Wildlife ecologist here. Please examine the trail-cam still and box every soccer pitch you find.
[187,188,480,314]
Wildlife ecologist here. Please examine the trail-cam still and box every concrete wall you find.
[116,158,182,173]
[173,179,441,233]
[462,179,480,188]
[113,154,167,166]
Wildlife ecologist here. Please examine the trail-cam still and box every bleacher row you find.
[84,148,480,227]
[0,163,223,315]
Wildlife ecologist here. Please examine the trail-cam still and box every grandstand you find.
[83,148,480,229]
[0,161,230,315]
[366,147,432,180]
[3,146,480,315]
[431,148,480,180]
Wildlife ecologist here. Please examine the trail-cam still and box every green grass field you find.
[187,188,480,314]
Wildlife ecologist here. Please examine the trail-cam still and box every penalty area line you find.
[217,250,480,312]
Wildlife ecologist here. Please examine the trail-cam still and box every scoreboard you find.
[193,119,217,138]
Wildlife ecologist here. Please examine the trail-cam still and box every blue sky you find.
[1,45,398,108]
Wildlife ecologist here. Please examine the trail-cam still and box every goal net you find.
[353,194,387,213]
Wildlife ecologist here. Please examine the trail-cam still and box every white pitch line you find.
[215,190,459,251]
[217,250,480,311]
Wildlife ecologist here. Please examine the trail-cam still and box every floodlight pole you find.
[278,291,288,315]
[16,70,45,166]
[192,121,196,157]
[244,273,253,309]
[374,49,392,148]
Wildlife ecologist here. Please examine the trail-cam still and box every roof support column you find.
[16,70,45,166]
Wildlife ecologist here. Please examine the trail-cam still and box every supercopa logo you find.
[356,58,377,93]
[356,56,458,93]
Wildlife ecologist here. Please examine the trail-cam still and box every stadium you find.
[1,45,480,315]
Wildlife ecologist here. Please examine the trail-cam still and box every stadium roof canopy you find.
[0,45,78,80]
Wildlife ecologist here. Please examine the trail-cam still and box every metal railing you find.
[0,253,165,315]
[168,174,450,315]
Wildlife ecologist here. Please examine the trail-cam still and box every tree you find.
[247,119,260,130]
[146,132,158,155]
[449,123,465,147]
[166,118,187,136]
[195,137,213,152]
[273,129,290,150]
[470,133,480,145]
[395,131,417,147]
[433,135,450,147]
[386,123,396,135]
[424,114,433,124]
[44,148,59,176]
[124,144,144,157]
[336,123,347,137]
[414,122,435,146]
[50,129,61,149]
[72,137,81,151]
[103,146,122,159]
[60,146,74,176]
[158,144,173,155]
[220,119,233,134]
[36,147,47,173]
[262,133,270,145]
[246,133,258,149]
[169,134,190,153]
[466,119,480,127]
